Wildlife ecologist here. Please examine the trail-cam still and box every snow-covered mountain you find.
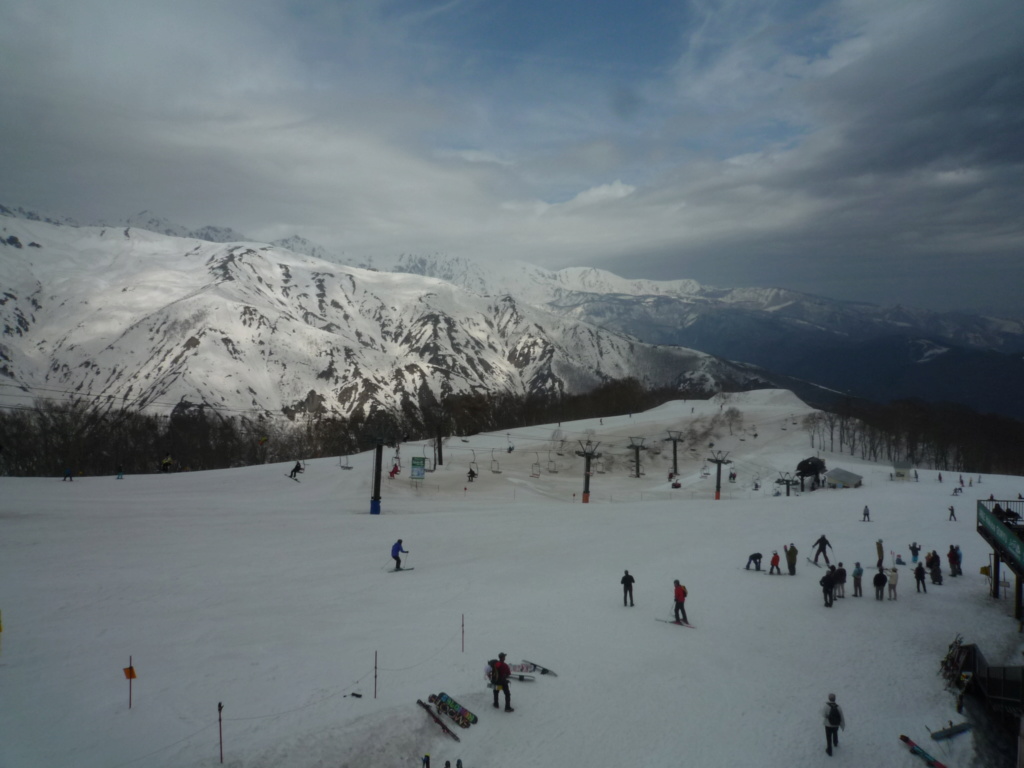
[0,217,770,419]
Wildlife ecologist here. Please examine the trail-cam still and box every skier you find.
[887,567,899,600]
[784,543,798,575]
[862,505,870,521]
[490,652,513,712]
[673,580,689,624]
[948,505,956,521]
[769,550,781,575]
[875,539,884,569]
[289,461,302,479]
[819,566,836,607]
[811,535,833,566]
[872,568,888,600]
[834,562,847,598]
[914,562,927,593]
[621,569,635,607]
[822,693,845,756]
[391,539,409,571]
[851,562,864,597]
[745,552,763,571]
[908,542,921,563]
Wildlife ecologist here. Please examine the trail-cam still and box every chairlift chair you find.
[422,444,435,472]
[468,449,479,478]
[547,451,559,474]
[530,453,542,478]
[339,454,353,470]
[490,448,502,474]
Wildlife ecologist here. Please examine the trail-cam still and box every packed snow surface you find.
[0,390,1018,768]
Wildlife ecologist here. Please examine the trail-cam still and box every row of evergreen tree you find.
[0,381,1021,477]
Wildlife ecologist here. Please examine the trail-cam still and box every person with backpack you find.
[673,580,689,624]
[489,652,513,712]
[621,569,635,606]
[391,539,409,571]
[821,693,845,756]
[872,568,888,600]
[851,562,864,597]
[819,566,836,607]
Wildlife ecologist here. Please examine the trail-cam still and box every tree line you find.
[1,382,1021,477]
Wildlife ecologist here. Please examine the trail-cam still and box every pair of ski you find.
[656,618,695,628]
[417,699,461,742]
[900,734,947,767]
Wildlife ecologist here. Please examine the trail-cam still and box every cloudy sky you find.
[2,0,1022,315]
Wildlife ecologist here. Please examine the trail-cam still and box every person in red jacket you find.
[769,551,782,575]
[490,653,514,712]
[673,580,689,624]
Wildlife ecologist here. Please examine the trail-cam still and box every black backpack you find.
[827,703,841,725]
[488,660,500,684]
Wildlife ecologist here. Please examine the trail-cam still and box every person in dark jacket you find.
[909,542,921,563]
[490,652,513,712]
[621,569,635,606]
[289,461,303,479]
[914,562,927,593]
[673,580,689,624]
[745,552,763,571]
[872,568,888,600]
[834,563,847,598]
[820,566,836,607]
[812,535,833,566]
[822,693,846,756]
[391,539,408,571]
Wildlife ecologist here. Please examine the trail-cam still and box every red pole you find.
[218,702,224,764]
[129,656,132,709]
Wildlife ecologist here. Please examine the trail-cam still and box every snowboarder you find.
[851,562,864,597]
[834,562,847,598]
[820,566,836,607]
[490,653,513,712]
[875,539,884,569]
[862,505,870,521]
[822,693,845,756]
[621,569,635,606]
[948,505,956,521]
[872,568,888,600]
[116,464,124,480]
[887,567,899,600]
[769,550,781,575]
[673,580,689,624]
[391,539,408,571]
[289,461,302,479]
[914,562,927,593]
[908,542,921,563]
[811,535,833,566]
[745,552,763,571]
[784,543,798,575]
[62,467,73,482]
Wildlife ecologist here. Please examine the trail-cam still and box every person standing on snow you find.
[820,566,836,607]
[851,562,864,597]
[391,539,409,571]
[947,546,959,577]
[887,567,899,600]
[908,542,921,563]
[784,543,798,575]
[914,562,927,593]
[673,580,689,624]
[948,505,957,521]
[490,653,514,712]
[873,568,888,600]
[862,505,870,521]
[769,551,781,575]
[621,569,635,607]
[822,693,845,756]
[834,563,847,598]
[811,535,833,566]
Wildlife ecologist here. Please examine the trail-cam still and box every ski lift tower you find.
[666,430,684,478]
[706,449,732,501]
[576,440,602,503]
[628,437,647,479]
[370,435,386,514]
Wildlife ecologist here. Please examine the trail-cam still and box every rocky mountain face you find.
[0,217,771,421]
